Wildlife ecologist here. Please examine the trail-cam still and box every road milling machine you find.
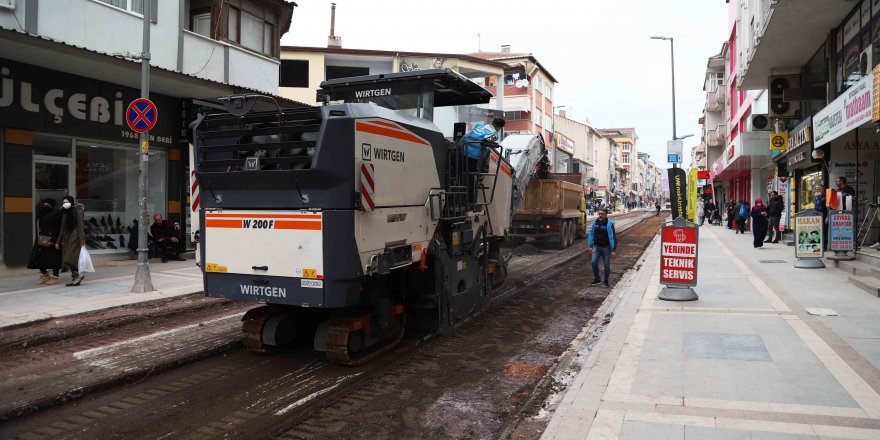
[192,69,521,364]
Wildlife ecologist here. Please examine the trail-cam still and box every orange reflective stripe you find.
[356,122,430,146]
[364,120,401,129]
[205,219,242,228]
[206,213,320,219]
[274,220,322,230]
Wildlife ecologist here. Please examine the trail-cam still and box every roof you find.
[468,51,559,83]
[0,27,309,108]
[281,45,509,69]
[319,68,491,107]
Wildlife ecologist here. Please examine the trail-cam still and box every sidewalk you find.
[542,224,880,439]
[0,260,203,329]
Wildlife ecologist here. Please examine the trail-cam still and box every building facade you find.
[469,46,559,151]
[727,0,880,246]
[0,0,297,267]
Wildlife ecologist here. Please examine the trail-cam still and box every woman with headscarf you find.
[750,198,769,248]
[31,198,62,284]
[56,195,86,286]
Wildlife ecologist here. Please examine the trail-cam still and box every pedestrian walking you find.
[56,195,86,286]
[587,208,617,288]
[765,191,784,243]
[735,200,750,234]
[726,201,735,229]
[750,198,769,248]
[696,199,705,226]
[30,198,62,285]
[655,202,661,217]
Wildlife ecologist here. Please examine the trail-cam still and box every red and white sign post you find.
[658,217,699,301]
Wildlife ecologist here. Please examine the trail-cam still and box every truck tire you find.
[566,221,575,247]
[554,222,567,249]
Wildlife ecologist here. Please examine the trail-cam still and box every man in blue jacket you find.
[588,208,617,287]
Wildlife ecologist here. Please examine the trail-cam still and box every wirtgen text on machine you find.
[373,147,405,162]
[240,285,287,298]
[355,88,392,98]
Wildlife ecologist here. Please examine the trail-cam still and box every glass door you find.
[33,157,74,236]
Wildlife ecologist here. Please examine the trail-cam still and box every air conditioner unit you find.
[751,114,772,131]
[860,47,874,77]
[768,75,800,118]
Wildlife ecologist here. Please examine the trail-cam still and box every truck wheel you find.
[554,223,567,249]
[566,221,575,247]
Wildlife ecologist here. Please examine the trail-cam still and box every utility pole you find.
[131,0,154,293]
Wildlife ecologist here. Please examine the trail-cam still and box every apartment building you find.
[0,0,297,267]
[728,0,880,242]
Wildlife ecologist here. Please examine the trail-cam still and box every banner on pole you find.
[667,167,687,220]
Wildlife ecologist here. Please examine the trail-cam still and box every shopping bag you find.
[78,247,95,273]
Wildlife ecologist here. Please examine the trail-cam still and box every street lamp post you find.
[651,36,677,142]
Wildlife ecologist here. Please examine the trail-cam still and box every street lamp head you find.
[675,134,694,140]
[651,36,670,40]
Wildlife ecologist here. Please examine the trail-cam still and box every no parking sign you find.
[126,98,158,133]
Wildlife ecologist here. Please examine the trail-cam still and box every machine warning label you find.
[373,147,405,162]
[302,268,317,279]
[301,279,323,289]
[239,285,287,298]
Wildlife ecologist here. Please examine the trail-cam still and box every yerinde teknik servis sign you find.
[814,70,873,148]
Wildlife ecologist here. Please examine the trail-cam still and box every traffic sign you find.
[770,133,788,152]
[126,98,158,133]
[667,153,681,163]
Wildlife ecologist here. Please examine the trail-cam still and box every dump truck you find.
[507,173,587,248]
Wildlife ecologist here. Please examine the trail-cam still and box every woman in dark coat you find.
[56,195,86,286]
[750,198,769,248]
[32,198,62,284]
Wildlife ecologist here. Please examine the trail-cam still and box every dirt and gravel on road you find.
[0,212,665,440]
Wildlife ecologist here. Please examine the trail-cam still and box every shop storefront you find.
[555,133,574,173]
[1,58,185,266]
[813,70,879,237]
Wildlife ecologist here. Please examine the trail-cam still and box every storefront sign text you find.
[660,225,698,286]
[829,211,855,251]
[0,58,178,145]
[814,71,874,147]
[789,120,812,151]
[795,214,824,259]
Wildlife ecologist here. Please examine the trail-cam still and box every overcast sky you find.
[281,0,729,169]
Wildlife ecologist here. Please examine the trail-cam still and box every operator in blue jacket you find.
[587,208,617,287]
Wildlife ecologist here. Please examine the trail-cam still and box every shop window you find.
[280,60,309,87]
[74,141,167,254]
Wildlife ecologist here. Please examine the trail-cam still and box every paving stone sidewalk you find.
[542,223,880,440]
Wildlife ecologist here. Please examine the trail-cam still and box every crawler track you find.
[0,211,665,440]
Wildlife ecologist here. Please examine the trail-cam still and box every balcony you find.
[706,88,725,112]
[707,124,726,148]
[484,95,533,113]
[740,1,853,89]
[182,31,280,95]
